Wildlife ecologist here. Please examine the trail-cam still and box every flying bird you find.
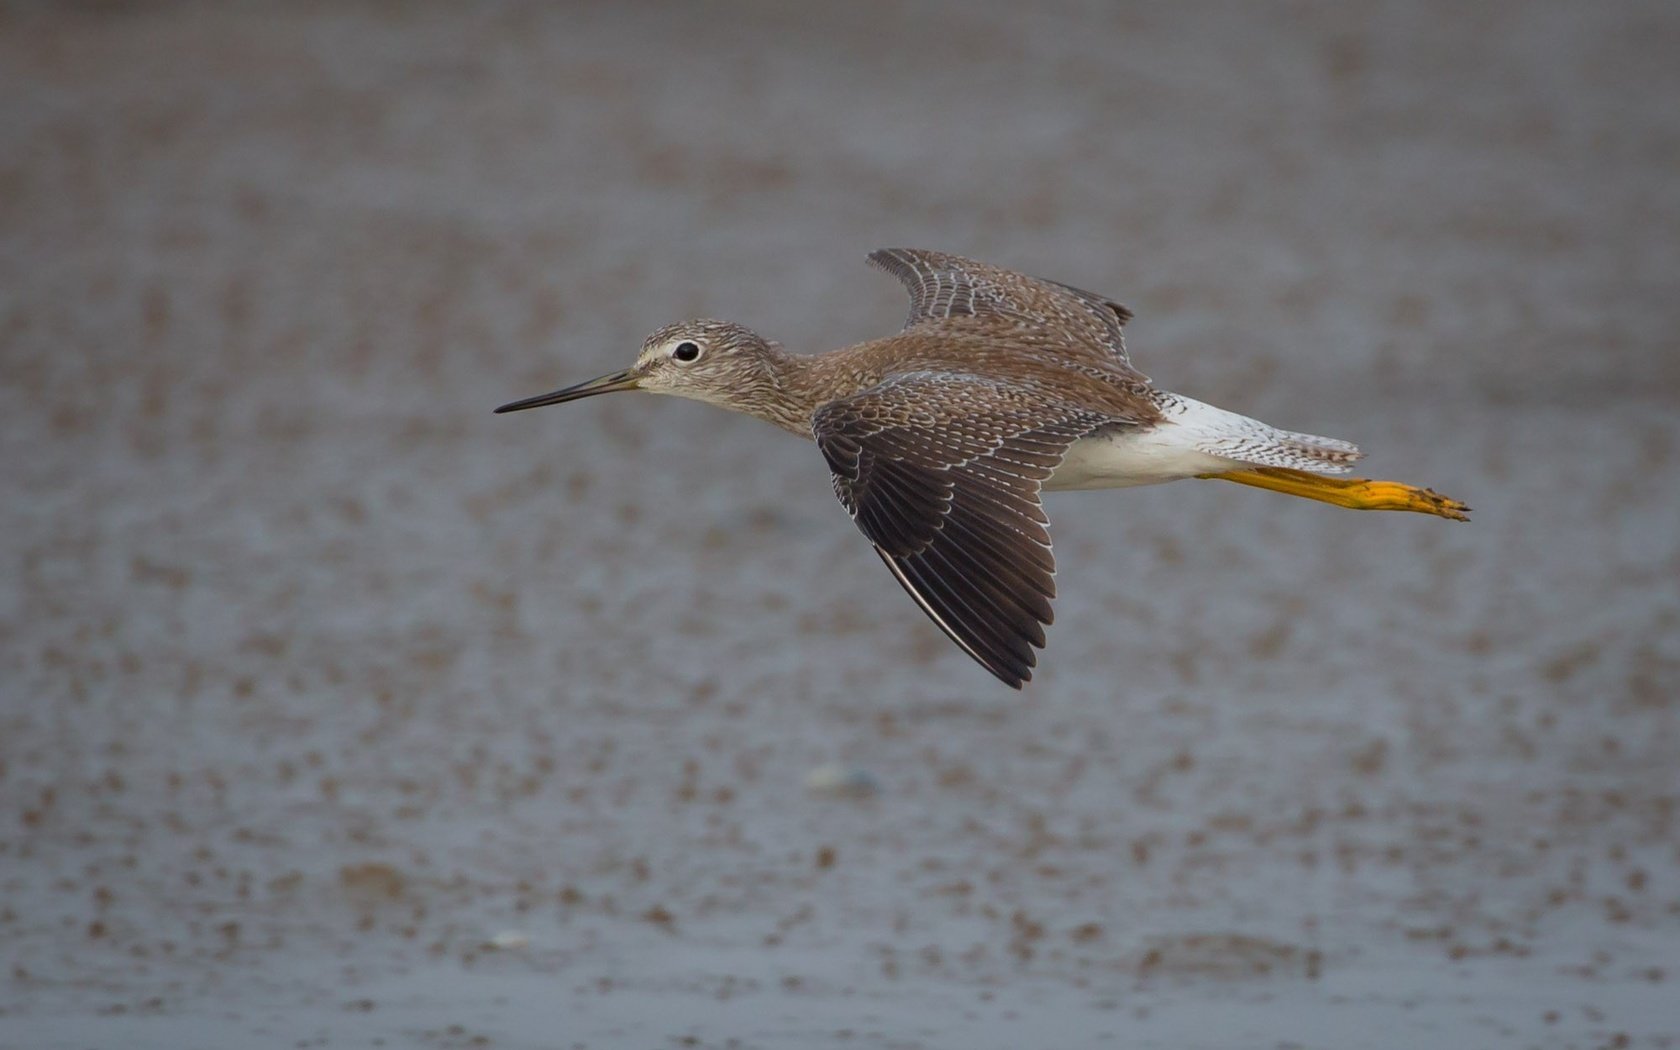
[496,249,1467,688]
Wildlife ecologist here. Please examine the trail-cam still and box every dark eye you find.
[672,340,701,362]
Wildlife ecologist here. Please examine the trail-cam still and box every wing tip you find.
[992,666,1031,690]
[874,547,1048,691]
[866,246,904,269]
[866,247,925,282]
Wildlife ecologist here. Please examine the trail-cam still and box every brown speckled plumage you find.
[673,249,1167,687]
[497,248,1466,688]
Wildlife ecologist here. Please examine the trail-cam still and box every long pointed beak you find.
[493,369,641,413]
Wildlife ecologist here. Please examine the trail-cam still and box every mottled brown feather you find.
[813,371,1109,688]
[500,249,1176,688]
[868,248,1146,380]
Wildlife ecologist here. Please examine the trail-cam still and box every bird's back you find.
[807,327,1165,431]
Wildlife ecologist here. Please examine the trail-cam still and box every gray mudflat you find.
[3,4,1676,1048]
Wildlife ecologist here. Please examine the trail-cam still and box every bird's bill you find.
[494,369,641,413]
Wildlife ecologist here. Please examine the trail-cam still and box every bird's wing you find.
[812,372,1109,688]
[867,247,1144,376]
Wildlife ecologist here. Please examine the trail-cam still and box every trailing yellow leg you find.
[1196,467,1470,521]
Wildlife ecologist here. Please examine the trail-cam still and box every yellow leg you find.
[1196,467,1471,521]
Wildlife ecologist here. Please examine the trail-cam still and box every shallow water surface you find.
[2,4,1677,1048]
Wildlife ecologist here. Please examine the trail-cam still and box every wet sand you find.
[2,3,1677,1048]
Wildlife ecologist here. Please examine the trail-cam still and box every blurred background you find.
[2,3,1677,1048]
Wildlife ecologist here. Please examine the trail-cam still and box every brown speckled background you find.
[3,3,1677,1048]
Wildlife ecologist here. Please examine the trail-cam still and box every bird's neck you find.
[747,343,843,437]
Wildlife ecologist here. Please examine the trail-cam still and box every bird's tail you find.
[1231,426,1365,474]
[1165,396,1468,520]
[1164,394,1363,474]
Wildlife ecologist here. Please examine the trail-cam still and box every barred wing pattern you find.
[812,372,1107,688]
[867,247,1143,376]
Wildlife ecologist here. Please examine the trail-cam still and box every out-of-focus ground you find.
[3,3,1678,1048]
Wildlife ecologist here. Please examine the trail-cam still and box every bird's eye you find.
[671,340,701,363]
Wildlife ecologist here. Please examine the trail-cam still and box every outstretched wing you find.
[812,372,1108,688]
[867,247,1143,376]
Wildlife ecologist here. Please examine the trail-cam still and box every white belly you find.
[1045,425,1237,492]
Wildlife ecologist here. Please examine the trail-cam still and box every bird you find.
[495,248,1468,689]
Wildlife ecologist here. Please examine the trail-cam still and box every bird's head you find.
[494,319,786,417]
